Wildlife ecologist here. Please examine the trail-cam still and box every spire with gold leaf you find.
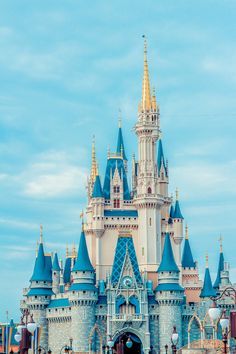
[214,235,225,289]
[140,36,152,112]
[90,135,98,184]
[181,224,195,268]
[200,254,216,298]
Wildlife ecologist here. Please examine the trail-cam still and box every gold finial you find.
[72,243,76,258]
[219,235,223,253]
[90,135,97,183]
[96,163,99,176]
[107,145,110,159]
[36,240,39,257]
[176,188,179,201]
[206,253,209,268]
[185,224,189,240]
[40,224,43,244]
[118,109,122,128]
[141,35,152,112]
[66,244,69,258]
[80,210,85,231]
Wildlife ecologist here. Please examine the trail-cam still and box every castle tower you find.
[155,233,184,351]
[134,39,163,276]
[200,255,216,298]
[52,252,60,295]
[87,136,98,201]
[69,225,97,354]
[181,225,202,303]
[91,171,105,279]
[213,237,225,290]
[25,226,53,349]
[172,189,184,267]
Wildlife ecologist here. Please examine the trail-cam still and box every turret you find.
[69,225,97,353]
[214,237,225,289]
[52,252,60,294]
[157,138,168,197]
[200,255,216,298]
[116,114,127,171]
[172,189,184,267]
[26,226,53,349]
[181,225,195,269]
[156,233,184,351]
[181,225,202,303]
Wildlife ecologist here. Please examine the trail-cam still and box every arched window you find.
[148,187,152,194]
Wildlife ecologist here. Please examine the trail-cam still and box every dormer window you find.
[114,199,120,208]
[114,186,120,193]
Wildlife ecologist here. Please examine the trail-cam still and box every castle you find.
[20,41,234,354]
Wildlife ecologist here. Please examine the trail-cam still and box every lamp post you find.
[164,344,168,354]
[60,342,73,354]
[37,345,52,354]
[171,326,179,354]
[14,309,38,354]
[107,336,114,354]
[208,302,231,353]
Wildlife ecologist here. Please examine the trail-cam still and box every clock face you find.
[122,276,133,288]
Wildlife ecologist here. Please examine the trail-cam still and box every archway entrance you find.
[114,332,142,354]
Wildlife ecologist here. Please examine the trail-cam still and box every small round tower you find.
[69,225,98,353]
[155,232,184,351]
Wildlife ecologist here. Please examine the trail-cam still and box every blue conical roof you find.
[157,139,167,177]
[200,266,216,298]
[73,230,94,272]
[174,200,184,219]
[170,204,175,218]
[158,233,179,273]
[182,239,195,268]
[30,243,45,281]
[63,257,71,284]
[214,251,224,288]
[116,127,127,160]
[52,252,60,271]
[92,175,103,198]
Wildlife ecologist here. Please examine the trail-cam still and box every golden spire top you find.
[72,243,77,258]
[40,224,43,244]
[80,210,85,231]
[185,224,189,240]
[176,188,179,201]
[90,135,97,183]
[118,109,122,128]
[66,244,69,258]
[141,35,152,111]
[206,253,209,268]
[219,235,223,253]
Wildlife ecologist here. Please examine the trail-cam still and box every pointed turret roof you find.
[116,117,127,160]
[182,225,195,268]
[170,204,175,218]
[214,239,224,288]
[30,241,52,282]
[141,37,152,111]
[158,233,179,273]
[173,189,184,219]
[52,252,60,271]
[92,174,103,198]
[73,229,94,272]
[157,139,167,177]
[200,256,216,298]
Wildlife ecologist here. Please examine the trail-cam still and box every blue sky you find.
[0,0,236,321]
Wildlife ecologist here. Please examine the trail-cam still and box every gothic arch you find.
[129,294,140,314]
[113,327,145,349]
[188,312,203,332]
[88,324,103,354]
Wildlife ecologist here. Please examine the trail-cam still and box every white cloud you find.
[22,149,88,198]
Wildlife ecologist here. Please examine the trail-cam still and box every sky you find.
[0,0,236,321]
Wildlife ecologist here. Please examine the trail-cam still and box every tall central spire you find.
[90,135,98,183]
[141,37,152,111]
